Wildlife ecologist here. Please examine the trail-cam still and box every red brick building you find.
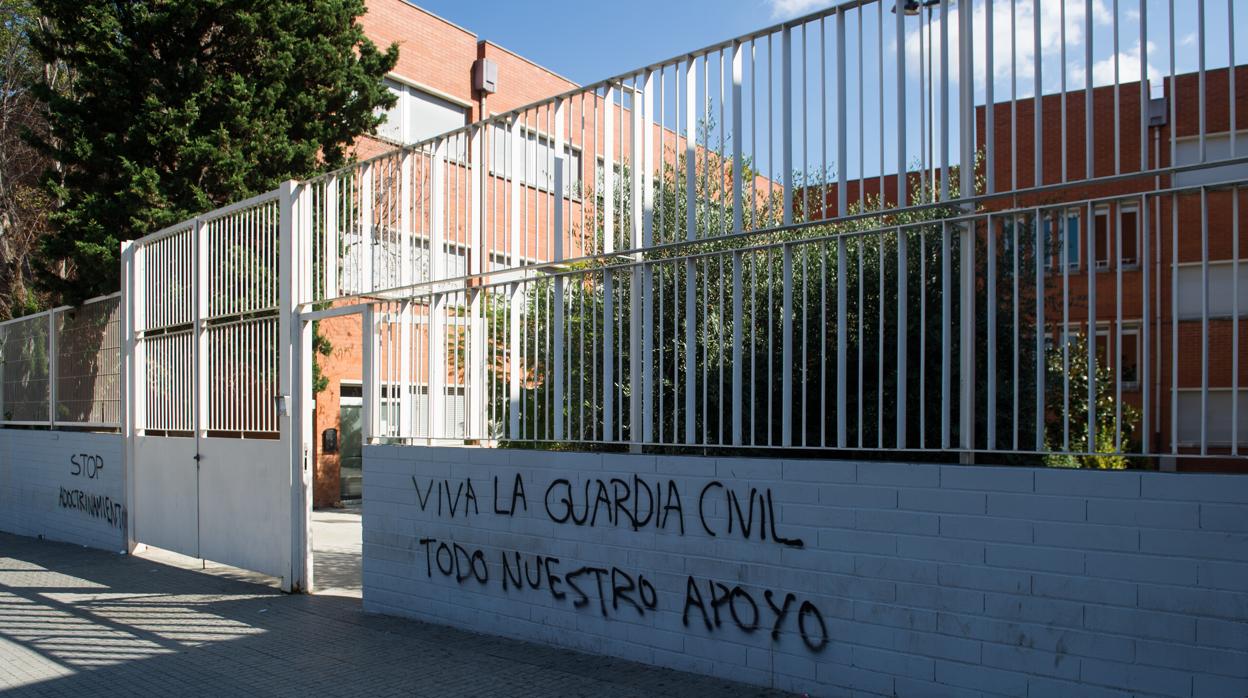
[814,66,1246,469]
[974,67,1247,468]
[314,0,581,506]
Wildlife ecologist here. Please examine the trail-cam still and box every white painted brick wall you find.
[0,429,125,552]
[362,446,1248,698]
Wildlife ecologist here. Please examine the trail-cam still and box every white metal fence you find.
[127,190,284,437]
[11,0,1242,465]
[330,0,1246,463]
[0,294,122,429]
[361,181,1243,462]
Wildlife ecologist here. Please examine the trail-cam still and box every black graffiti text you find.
[682,575,828,653]
[419,537,489,584]
[543,476,685,534]
[492,473,528,515]
[412,477,481,518]
[499,549,658,619]
[58,487,126,530]
[697,481,804,548]
[69,453,104,479]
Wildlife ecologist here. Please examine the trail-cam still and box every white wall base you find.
[0,429,125,552]
[363,446,1248,698]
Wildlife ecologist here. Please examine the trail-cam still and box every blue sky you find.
[401,0,1243,181]
[401,0,800,84]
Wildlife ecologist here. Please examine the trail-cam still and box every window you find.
[1094,326,1110,369]
[1120,326,1140,389]
[1176,389,1248,447]
[1174,131,1248,187]
[1094,207,1110,269]
[1000,216,1016,258]
[490,125,583,197]
[1119,205,1140,268]
[1093,324,1141,390]
[376,79,468,145]
[1175,262,1248,319]
[1046,211,1081,270]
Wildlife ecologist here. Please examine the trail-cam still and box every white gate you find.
[122,186,310,589]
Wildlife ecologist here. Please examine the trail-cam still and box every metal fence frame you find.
[305,0,1246,464]
[0,293,122,430]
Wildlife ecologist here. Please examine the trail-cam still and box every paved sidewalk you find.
[312,503,362,597]
[0,533,790,697]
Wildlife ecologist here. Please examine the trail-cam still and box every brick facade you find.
[314,0,583,507]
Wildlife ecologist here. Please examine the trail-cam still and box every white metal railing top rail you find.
[302,0,1245,309]
[0,293,123,429]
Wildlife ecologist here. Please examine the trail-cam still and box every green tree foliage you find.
[1043,334,1141,469]
[27,0,399,302]
[0,0,64,318]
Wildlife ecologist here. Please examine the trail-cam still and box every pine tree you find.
[27,0,399,302]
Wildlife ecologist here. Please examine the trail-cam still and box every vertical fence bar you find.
[1197,0,1206,161]
[121,242,137,549]
[1086,0,1094,180]
[1035,209,1045,451]
[837,236,847,447]
[324,176,338,299]
[194,217,207,437]
[399,154,414,439]
[1200,187,1209,455]
[1066,0,1076,183]
[732,43,744,233]
[960,219,975,454]
[988,215,997,451]
[958,0,974,201]
[360,162,374,293]
[1142,195,1151,454]
[942,220,951,449]
[781,244,793,447]
[603,87,616,253]
[897,226,908,449]
[1171,193,1178,455]
[1140,0,1148,173]
[1012,214,1020,450]
[732,251,744,445]
[836,10,847,216]
[46,310,56,426]
[1112,0,1120,175]
[782,25,793,224]
[682,61,697,445]
[509,282,522,440]
[985,0,995,194]
[361,305,376,442]
[1123,198,1133,454]
[1087,202,1097,456]
[507,120,523,440]
[602,270,614,442]
[940,0,949,201]
[552,100,566,442]
[896,0,907,207]
[1233,187,1240,455]
[1034,0,1042,188]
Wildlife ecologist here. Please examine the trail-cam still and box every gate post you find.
[281,180,313,593]
[120,240,138,554]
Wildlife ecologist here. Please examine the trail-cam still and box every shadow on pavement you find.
[0,532,789,697]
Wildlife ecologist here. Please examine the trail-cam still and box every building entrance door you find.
[338,403,362,500]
